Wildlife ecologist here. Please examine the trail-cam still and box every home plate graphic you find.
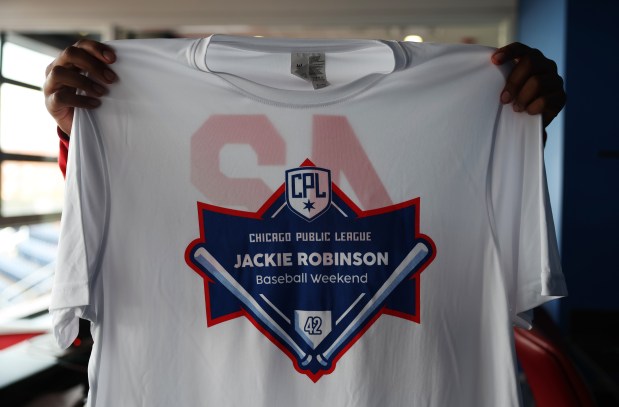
[185,159,436,381]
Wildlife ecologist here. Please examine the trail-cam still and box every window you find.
[0,33,64,227]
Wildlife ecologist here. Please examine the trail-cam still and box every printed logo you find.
[186,159,436,381]
[285,167,331,221]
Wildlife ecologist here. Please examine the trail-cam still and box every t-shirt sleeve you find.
[50,109,108,349]
[489,105,567,328]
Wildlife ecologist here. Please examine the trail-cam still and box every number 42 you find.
[304,316,323,335]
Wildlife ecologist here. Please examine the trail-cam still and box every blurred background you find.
[0,0,616,406]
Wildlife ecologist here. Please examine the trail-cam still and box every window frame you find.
[0,32,62,227]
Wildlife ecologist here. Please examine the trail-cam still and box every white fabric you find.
[50,36,566,407]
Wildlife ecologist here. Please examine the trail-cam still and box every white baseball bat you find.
[317,241,429,366]
[193,247,311,365]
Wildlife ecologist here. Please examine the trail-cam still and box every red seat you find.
[0,332,45,350]
[514,311,596,407]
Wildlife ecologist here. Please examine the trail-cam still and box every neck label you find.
[291,52,330,89]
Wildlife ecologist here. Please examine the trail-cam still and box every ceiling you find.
[0,0,517,46]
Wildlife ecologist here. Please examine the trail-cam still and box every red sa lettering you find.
[191,115,392,210]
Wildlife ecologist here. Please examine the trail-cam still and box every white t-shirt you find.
[51,35,567,407]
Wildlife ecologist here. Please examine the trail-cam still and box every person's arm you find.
[491,42,567,141]
[44,39,118,176]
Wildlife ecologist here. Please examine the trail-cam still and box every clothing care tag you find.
[291,52,330,89]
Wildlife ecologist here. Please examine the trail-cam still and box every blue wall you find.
[561,0,619,312]
[519,0,619,325]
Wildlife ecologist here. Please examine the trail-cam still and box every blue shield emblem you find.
[186,160,436,381]
[285,167,331,221]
